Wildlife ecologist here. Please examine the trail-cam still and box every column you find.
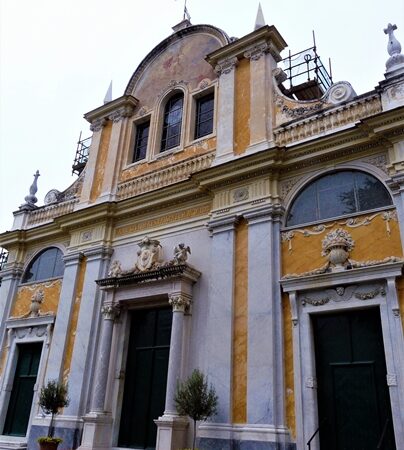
[45,251,83,381]
[213,57,238,165]
[154,294,190,450]
[205,216,237,423]
[91,302,120,412]
[244,206,287,433]
[78,300,119,450]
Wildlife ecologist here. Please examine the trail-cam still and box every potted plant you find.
[37,380,70,450]
[174,369,218,450]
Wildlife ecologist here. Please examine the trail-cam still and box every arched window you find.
[286,170,393,227]
[161,93,184,152]
[22,247,64,283]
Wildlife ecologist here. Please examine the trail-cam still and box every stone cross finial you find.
[383,23,404,72]
[20,170,40,210]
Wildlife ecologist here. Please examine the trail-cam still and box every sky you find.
[1,0,403,233]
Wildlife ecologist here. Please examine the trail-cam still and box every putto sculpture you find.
[173,243,191,264]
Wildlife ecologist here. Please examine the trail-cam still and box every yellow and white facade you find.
[0,15,404,450]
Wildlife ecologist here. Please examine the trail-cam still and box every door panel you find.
[118,308,172,449]
[3,342,43,436]
[313,308,395,450]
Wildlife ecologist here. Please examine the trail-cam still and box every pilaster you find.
[214,57,238,164]
[0,263,23,379]
[205,215,238,423]
[45,251,84,382]
[244,43,277,153]
[98,111,130,203]
[65,246,113,417]
[244,206,286,430]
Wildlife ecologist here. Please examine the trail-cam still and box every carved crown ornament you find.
[282,227,404,279]
[106,236,192,279]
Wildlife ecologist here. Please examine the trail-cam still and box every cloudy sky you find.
[1,0,403,233]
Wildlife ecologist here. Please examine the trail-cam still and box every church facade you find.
[0,13,404,450]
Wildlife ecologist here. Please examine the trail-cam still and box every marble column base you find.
[77,413,113,450]
[154,414,189,450]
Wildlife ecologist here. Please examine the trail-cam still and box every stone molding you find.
[117,152,214,200]
[244,204,285,224]
[207,215,239,234]
[214,57,238,76]
[243,42,268,61]
[26,198,79,227]
[273,94,382,146]
[84,95,138,129]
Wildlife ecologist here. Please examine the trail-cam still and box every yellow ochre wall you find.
[281,211,403,276]
[281,208,404,438]
[232,218,248,423]
[234,59,250,155]
[10,279,63,317]
[283,293,295,438]
[90,121,113,202]
[62,257,87,380]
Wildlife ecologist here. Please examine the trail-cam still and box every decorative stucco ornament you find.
[321,228,354,272]
[384,23,404,72]
[326,81,357,104]
[44,189,61,205]
[135,236,162,272]
[20,170,40,210]
[108,260,123,278]
[173,243,191,264]
[30,290,44,317]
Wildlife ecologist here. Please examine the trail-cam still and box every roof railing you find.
[281,31,333,101]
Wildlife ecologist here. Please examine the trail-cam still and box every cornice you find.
[84,95,139,125]
[206,25,287,66]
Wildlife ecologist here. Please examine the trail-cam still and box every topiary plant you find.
[175,369,218,450]
[38,380,69,443]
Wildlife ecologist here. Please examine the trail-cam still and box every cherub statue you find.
[173,243,191,264]
[108,260,122,277]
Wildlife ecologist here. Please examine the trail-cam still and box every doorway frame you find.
[281,262,404,450]
[0,314,55,442]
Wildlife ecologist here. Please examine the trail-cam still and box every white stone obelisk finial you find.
[104,81,112,104]
[383,23,404,76]
[255,3,265,30]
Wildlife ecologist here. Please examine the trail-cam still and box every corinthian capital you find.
[244,43,268,61]
[214,57,238,76]
[101,303,120,320]
[168,294,191,312]
[90,117,107,132]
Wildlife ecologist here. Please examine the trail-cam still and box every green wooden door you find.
[313,308,396,450]
[118,308,172,449]
[3,342,42,436]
